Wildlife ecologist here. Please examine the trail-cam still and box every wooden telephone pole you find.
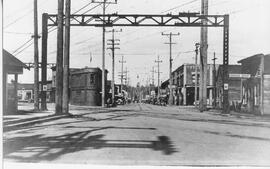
[155,55,162,98]
[92,0,117,107]
[63,0,71,114]
[119,55,126,93]
[199,0,208,112]
[162,32,180,105]
[194,43,200,108]
[107,28,121,105]
[33,0,39,110]
[55,0,64,114]
[212,52,217,108]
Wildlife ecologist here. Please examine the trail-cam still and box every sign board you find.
[224,83,229,90]
[229,74,250,78]
[43,85,47,91]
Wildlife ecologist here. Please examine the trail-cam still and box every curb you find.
[3,114,70,132]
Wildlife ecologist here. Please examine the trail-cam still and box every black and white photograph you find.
[1,0,270,168]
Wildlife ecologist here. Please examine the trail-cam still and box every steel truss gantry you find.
[42,12,230,113]
[46,13,226,27]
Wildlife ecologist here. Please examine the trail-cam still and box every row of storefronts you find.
[161,53,270,115]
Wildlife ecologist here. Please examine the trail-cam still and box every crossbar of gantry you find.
[42,13,230,114]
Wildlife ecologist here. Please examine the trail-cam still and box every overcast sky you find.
[3,0,270,86]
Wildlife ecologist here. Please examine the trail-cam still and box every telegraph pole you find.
[124,67,129,87]
[155,55,162,98]
[151,66,155,86]
[63,0,71,114]
[55,0,64,114]
[199,0,209,112]
[194,43,200,108]
[33,0,39,110]
[162,32,180,105]
[107,28,121,104]
[92,0,117,107]
[212,52,217,108]
[119,55,126,93]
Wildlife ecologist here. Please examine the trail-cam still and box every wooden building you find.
[69,67,108,106]
[216,65,248,110]
[3,49,28,114]
[238,54,270,115]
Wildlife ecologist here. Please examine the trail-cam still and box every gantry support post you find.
[41,13,48,111]
[222,15,230,114]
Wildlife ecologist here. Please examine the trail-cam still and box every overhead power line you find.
[161,0,199,14]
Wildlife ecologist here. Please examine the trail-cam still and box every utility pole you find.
[155,55,162,98]
[212,52,217,108]
[199,0,209,112]
[55,0,64,114]
[194,43,200,108]
[92,0,117,107]
[162,32,180,105]
[41,13,48,111]
[124,67,129,87]
[33,0,39,111]
[151,66,155,86]
[107,28,121,105]
[119,55,126,93]
[63,0,71,114]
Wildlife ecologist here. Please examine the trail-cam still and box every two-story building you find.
[162,64,217,106]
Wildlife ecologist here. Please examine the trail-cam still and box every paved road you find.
[3,103,270,166]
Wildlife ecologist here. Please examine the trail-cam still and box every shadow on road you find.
[4,127,177,163]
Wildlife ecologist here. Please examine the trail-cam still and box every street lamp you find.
[194,43,200,108]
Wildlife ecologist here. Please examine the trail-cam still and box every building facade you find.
[162,64,217,106]
[216,65,248,110]
[238,54,270,115]
[69,67,108,106]
[3,49,28,114]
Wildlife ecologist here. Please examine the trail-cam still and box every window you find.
[90,74,95,84]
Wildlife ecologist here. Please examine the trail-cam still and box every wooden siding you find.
[264,75,270,114]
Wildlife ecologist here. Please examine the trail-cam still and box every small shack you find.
[216,65,246,110]
[69,67,108,106]
[3,49,28,114]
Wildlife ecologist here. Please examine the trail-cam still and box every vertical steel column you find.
[55,0,64,114]
[222,15,230,114]
[41,13,48,111]
[63,0,71,114]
